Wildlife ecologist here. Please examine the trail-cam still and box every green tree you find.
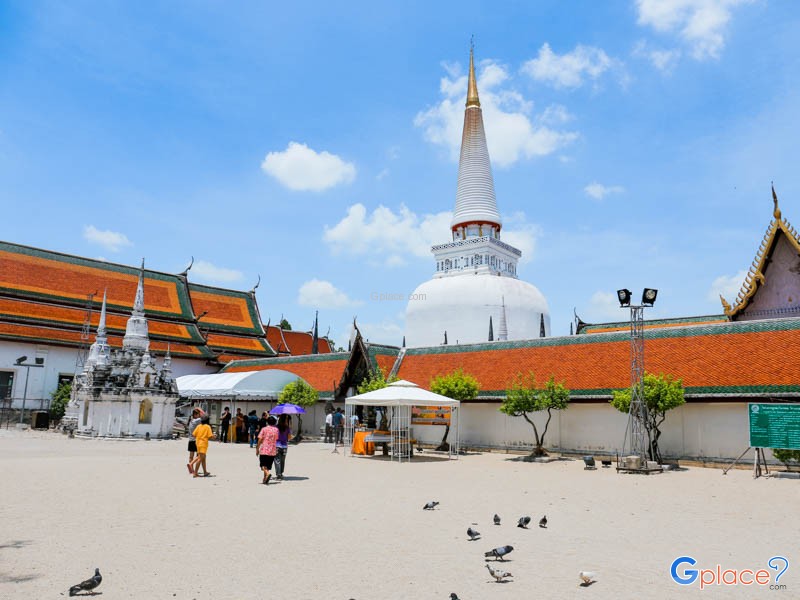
[610,372,685,464]
[772,448,800,469]
[279,318,292,330]
[49,382,71,425]
[278,379,318,443]
[499,373,569,457]
[430,368,479,451]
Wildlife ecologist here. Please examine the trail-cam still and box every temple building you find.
[72,265,179,438]
[405,47,550,347]
[0,240,332,408]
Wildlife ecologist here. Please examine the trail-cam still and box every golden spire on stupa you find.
[466,40,480,108]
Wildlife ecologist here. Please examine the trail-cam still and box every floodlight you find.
[582,456,596,470]
[617,289,631,307]
[642,288,658,307]
[15,356,27,365]
[35,357,44,365]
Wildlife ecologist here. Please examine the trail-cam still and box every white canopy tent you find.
[344,380,460,462]
[176,370,301,399]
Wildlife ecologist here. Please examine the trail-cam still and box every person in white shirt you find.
[324,411,334,443]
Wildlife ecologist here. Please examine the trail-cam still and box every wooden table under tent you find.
[344,380,460,463]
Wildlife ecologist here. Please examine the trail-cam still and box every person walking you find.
[275,414,293,480]
[248,410,259,448]
[186,407,204,473]
[256,415,279,485]
[219,407,231,443]
[190,415,215,477]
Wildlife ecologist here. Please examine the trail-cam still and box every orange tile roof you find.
[396,319,800,398]
[188,283,265,335]
[0,297,203,342]
[0,242,194,319]
[263,325,333,356]
[0,322,212,358]
[222,353,350,397]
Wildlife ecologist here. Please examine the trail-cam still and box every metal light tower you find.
[15,356,45,425]
[617,288,658,471]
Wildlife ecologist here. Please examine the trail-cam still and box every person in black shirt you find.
[219,407,231,443]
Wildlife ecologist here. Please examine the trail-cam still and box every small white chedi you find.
[73,262,178,438]
[405,47,550,347]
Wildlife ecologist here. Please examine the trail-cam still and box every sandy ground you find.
[0,428,796,600]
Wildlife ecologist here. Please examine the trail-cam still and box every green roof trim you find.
[471,384,800,400]
[579,314,729,334]
[366,344,401,372]
[221,352,350,371]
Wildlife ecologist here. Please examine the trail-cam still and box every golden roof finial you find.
[772,181,782,220]
[466,37,480,108]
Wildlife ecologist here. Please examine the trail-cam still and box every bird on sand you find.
[423,501,439,510]
[579,571,598,586]
[484,545,514,561]
[467,526,481,540]
[517,516,531,528]
[486,563,513,583]
[539,515,547,528]
[493,513,501,525]
[69,567,102,596]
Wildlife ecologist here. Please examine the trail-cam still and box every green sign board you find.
[749,403,800,450]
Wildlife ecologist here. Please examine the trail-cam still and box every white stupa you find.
[405,46,550,347]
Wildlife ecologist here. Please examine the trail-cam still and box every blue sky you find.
[2,1,799,348]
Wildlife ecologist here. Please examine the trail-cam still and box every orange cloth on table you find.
[351,431,375,455]
[194,423,213,453]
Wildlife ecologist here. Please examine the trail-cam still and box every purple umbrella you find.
[269,403,306,415]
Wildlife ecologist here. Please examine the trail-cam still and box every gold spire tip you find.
[772,182,781,220]
[466,43,480,108]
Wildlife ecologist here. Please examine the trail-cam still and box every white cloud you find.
[635,0,752,60]
[260,142,356,191]
[707,269,746,304]
[521,43,615,89]
[324,203,452,266]
[584,182,625,200]
[324,204,541,266]
[83,225,132,252]
[357,318,405,346]
[414,60,578,168]
[191,260,244,283]
[584,291,627,322]
[633,40,682,72]
[376,168,390,181]
[298,279,362,309]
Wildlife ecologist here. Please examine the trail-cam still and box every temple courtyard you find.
[0,428,795,599]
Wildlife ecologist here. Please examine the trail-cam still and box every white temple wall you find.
[78,391,177,438]
[0,339,215,409]
[329,400,759,461]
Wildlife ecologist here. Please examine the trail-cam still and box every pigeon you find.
[449,594,460,600]
[517,516,531,528]
[493,513,501,525]
[484,545,514,561]
[486,563,513,583]
[423,501,439,510]
[69,568,102,596]
[579,571,598,586]
[539,515,547,528]
[467,526,481,540]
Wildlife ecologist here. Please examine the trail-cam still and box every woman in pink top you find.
[256,415,279,485]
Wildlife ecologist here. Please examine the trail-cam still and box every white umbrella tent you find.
[344,380,460,462]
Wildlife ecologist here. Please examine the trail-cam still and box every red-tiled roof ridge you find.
[391,317,800,399]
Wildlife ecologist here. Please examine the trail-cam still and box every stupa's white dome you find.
[405,273,550,347]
